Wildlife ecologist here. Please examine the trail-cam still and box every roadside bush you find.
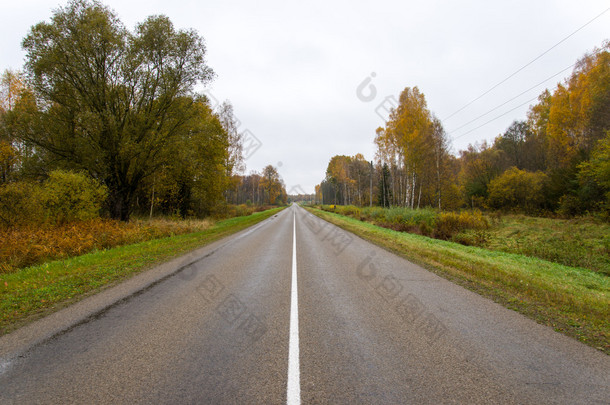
[318,205,489,241]
[212,203,270,219]
[487,167,548,213]
[419,222,433,236]
[0,181,44,227]
[433,210,489,240]
[384,207,405,224]
[0,171,108,227]
[43,170,107,223]
[378,207,437,234]
[361,206,386,221]
[397,208,436,228]
[556,194,583,218]
[339,205,361,218]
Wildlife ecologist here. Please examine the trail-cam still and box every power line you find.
[442,6,610,122]
[448,63,575,135]
[450,95,540,141]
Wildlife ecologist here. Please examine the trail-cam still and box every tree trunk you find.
[411,172,416,209]
[149,178,155,219]
[106,174,136,221]
[108,191,132,221]
[436,149,442,210]
[369,162,373,207]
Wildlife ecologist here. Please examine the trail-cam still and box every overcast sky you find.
[1,1,608,193]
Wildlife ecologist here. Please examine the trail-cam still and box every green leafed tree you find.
[164,100,230,217]
[19,0,214,220]
[576,131,610,214]
[458,142,502,208]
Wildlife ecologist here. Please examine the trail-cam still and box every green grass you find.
[319,205,609,276]
[306,207,610,354]
[474,215,610,276]
[0,207,285,335]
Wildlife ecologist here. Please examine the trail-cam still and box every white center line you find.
[287,210,301,405]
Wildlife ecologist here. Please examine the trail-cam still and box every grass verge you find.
[306,207,609,354]
[478,215,610,275]
[316,205,609,275]
[0,207,285,335]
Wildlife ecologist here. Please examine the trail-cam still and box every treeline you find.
[226,165,288,206]
[0,1,283,225]
[317,42,610,217]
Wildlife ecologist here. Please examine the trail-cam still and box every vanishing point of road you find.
[1,204,608,404]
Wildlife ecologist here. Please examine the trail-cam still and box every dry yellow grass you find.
[0,217,212,273]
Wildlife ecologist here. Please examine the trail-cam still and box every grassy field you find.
[0,207,284,335]
[469,215,610,276]
[306,207,610,354]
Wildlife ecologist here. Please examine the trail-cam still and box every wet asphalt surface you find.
[0,204,608,404]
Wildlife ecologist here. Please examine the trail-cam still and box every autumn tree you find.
[216,101,244,204]
[527,89,552,138]
[325,155,351,205]
[314,184,322,204]
[429,117,454,209]
[143,99,230,217]
[547,43,610,162]
[0,70,26,183]
[217,101,244,176]
[349,154,373,206]
[316,179,335,205]
[222,168,290,207]
[240,172,265,205]
[321,154,376,206]
[375,87,451,208]
[260,165,285,205]
[0,70,49,182]
[0,70,27,113]
[526,42,610,212]
[18,0,214,220]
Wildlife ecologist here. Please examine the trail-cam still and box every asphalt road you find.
[0,204,608,404]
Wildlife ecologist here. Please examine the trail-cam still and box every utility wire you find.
[442,7,610,122]
[448,63,575,135]
[451,95,540,141]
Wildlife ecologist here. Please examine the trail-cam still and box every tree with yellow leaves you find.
[375,86,451,208]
